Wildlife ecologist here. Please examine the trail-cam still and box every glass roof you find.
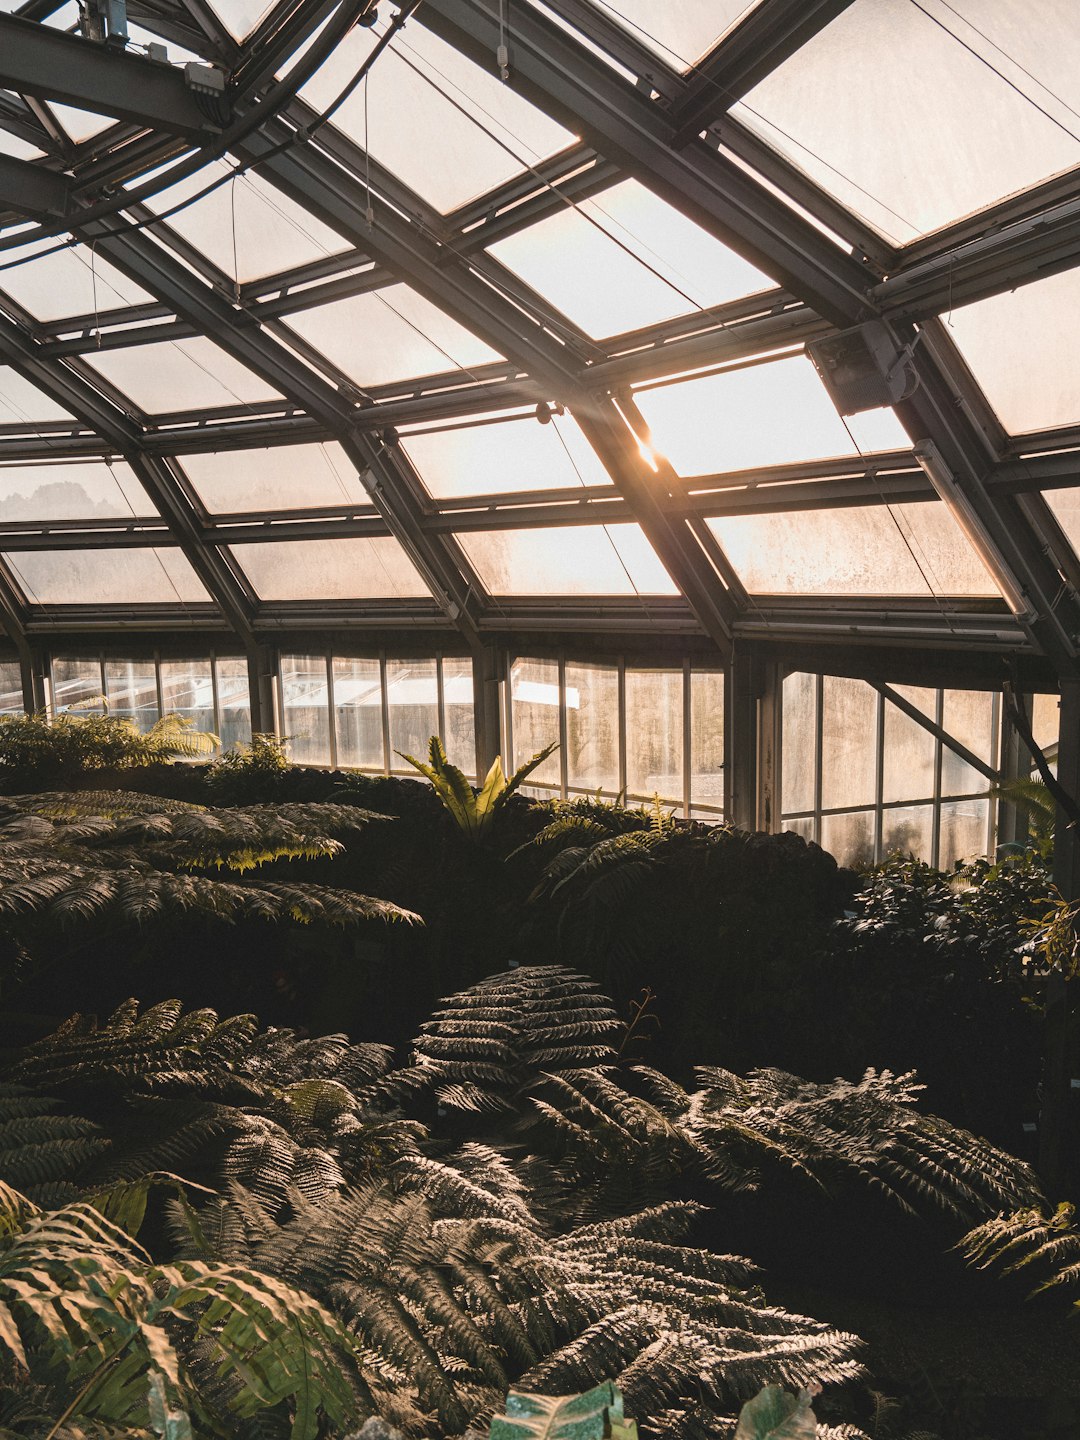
[230,537,429,599]
[583,0,758,70]
[0,461,151,519]
[179,443,365,513]
[737,0,1080,245]
[0,245,153,323]
[402,412,612,499]
[459,524,677,596]
[4,548,209,604]
[83,338,283,412]
[0,370,73,424]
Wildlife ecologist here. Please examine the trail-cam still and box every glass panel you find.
[386,658,440,770]
[820,809,875,868]
[566,661,620,793]
[178,442,364,513]
[690,668,724,813]
[0,659,22,714]
[0,245,152,322]
[104,659,159,730]
[1042,489,1080,567]
[947,270,1080,435]
[214,656,252,749]
[0,461,151,519]
[0,368,74,423]
[585,0,757,69]
[159,659,216,738]
[941,689,994,796]
[285,284,501,389]
[882,688,936,804]
[51,657,104,714]
[635,356,908,477]
[1031,692,1059,752]
[83,338,282,412]
[821,675,876,810]
[783,816,816,842]
[489,179,771,339]
[626,667,682,805]
[149,162,349,281]
[940,798,991,869]
[49,104,115,144]
[300,22,572,212]
[782,671,816,815]
[880,805,933,863]
[212,0,274,40]
[5,549,209,604]
[707,502,999,597]
[737,0,1080,245]
[332,656,384,771]
[459,523,676,596]
[230,537,429,600]
[402,412,611,498]
[510,657,561,786]
[441,659,476,777]
[280,654,331,765]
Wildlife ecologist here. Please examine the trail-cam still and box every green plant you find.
[960,1202,1080,1299]
[991,776,1055,852]
[0,712,218,792]
[397,736,558,841]
[203,733,292,806]
[489,1381,637,1440]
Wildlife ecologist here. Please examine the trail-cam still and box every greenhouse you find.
[0,1,1079,1437]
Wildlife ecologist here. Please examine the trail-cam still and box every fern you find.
[398,736,558,841]
[959,1202,1080,1298]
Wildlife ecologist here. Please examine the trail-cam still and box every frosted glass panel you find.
[940,798,990,869]
[820,809,875,868]
[459,524,677,596]
[738,0,1080,243]
[567,662,619,792]
[0,462,151,519]
[0,368,73,423]
[1046,489,1080,571]
[84,339,281,411]
[51,657,104,713]
[332,656,384,771]
[159,659,216,737]
[948,271,1080,435]
[587,0,756,68]
[626,668,682,804]
[281,654,331,766]
[941,689,994,796]
[0,660,22,714]
[179,443,364,512]
[5,549,209,604]
[0,245,152,322]
[230,537,429,600]
[212,0,273,40]
[821,676,876,810]
[286,285,501,388]
[635,357,907,476]
[707,503,998,597]
[1031,692,1059,752]
[442,659,476,776]
[783,816,815,843]
[510,657,561,786]
[403,413,611,498]
[215,656,252,749]
[387,658,440,768]
[690,669,724,811]
[882,689,936,804]
[880,805,933,863]
[490,180,771,338]
[782,671,816,814]
[104,659,159,730]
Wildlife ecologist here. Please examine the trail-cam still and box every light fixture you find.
[913,440,1037,623]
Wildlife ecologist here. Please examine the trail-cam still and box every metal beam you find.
[0,13,227,138]
[871,680,1000,783]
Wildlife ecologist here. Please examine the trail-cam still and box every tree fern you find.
[959,1202,1080,1298]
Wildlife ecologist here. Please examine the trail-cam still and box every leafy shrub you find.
[203,733,293,806]
[0,712,217,792]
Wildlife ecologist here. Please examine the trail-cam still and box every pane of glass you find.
[821,675,876,810]
[50,103,115,144]
[820,809,875,868]
[737,0,1080,245]
[941,689,994,796]
[940,798,991,869]
[635,356,908,477]
[149,162,349,281]
[280,654,331,765]
[707,502,999,597]
[781,671,816,814]
[489,179,771,339]
[159,659,216,738]
[332,656,384,771]
[0,244,152,322]
[566,661,620,793]
[1042,489,1080,569]
[285,284,502,389]
[947,270,1080,435]
[1031,692,1059,752]
[510,656,561,786]
[212,0,274,40]
[402,412,611,498]
[0,368,74,423]
[441,658,476,777]
[51,657,104,714]
[83,338,282,412]
[882,688,936,804]
[0,461,152,519]
[178,442,365,513]
[459,523,677,596]
[880,805,933,863]
[229,537,429,600]
[300,22,573,212]
[626,667,683,805]
[386,658,440,770]
[783,816,816,842]
[0,659,22,714]
[690,668,724,813]
[585,0,757,69]
[214,656,252,749]
[5,548,209,604]
[104,659,160,730]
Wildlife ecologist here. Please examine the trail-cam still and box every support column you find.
[726,649,758,831]
[757,660,783,833]
[20,647,47,714]
[471,643,503,779]
[246,644,279,738]
[996,694,1032,851]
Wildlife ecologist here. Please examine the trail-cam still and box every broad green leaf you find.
[733,1385,817,1440]
[490,1382,636,1440]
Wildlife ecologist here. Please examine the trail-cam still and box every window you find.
[49,653,251,747]
[0,660,23,715]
